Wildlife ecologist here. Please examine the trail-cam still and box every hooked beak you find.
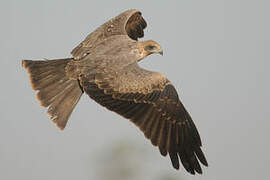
[158,50,163,56]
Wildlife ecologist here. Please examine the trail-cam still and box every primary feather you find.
[22,9,208,175]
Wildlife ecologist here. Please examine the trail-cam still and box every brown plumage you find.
[22,9,208,174]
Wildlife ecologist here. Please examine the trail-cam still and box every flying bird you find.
[22,9,208,174]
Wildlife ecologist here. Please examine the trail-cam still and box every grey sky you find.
[1,0,269,180]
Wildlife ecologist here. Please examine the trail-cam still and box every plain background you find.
[1,0,269,180]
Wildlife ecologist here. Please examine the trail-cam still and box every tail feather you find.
[48,82,82,129]
[36,78,71,107]
[22,58,83,130]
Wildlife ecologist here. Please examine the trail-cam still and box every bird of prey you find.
[22,9,208,174]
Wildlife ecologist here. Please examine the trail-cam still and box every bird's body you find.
[22,9,208,175]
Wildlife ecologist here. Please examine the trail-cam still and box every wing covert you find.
[71,9,147,59]
[79,62,208,174]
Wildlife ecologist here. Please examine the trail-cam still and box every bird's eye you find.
[145,45,156,51]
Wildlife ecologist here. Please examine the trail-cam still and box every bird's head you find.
[138,40,163,60]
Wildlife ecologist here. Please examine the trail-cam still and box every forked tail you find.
[22,58,83,130]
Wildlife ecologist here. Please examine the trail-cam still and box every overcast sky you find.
[1,0,269,180]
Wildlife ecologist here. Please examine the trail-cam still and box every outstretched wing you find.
[79,62,208,174]
[71,9,147,59]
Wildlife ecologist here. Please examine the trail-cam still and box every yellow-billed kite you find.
[22,9,208,174]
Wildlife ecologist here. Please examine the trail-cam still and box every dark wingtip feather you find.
[169,152,180,170]
[125,12,147,41]
[195,147,208,166]
[159,146,167,156]
[190,153,202,174]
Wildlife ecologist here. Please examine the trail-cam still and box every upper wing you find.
[79,62,208,174]
[71,9,147,59]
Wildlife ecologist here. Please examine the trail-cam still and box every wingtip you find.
[204,160,209,167]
